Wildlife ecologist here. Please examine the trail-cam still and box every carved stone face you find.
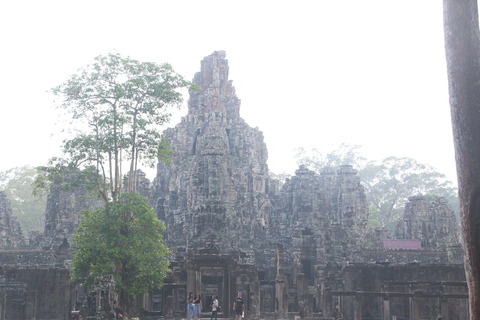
[199,125,228,157]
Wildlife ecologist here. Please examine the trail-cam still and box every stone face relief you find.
[0,191,24,248]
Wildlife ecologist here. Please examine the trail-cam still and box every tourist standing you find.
[211,295,219,320]
[332,305,342,320]
[187,292,195,320]
[194,292,202,320]
[233,292,244,320]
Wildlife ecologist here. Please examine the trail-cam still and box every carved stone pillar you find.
[250,280,260,319]
[276,243,288,319]
[297,273,307,306]
[440,297,449,320]
[382,296,390,320]
[275,279,287,319]
[354,296,362,320]
[186,254,195,296]
[409,297,419,320]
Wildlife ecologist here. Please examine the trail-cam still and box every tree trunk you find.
[118,287,136,318]
[444,0,480,318]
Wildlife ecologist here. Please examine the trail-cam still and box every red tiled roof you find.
[383,239,422,250]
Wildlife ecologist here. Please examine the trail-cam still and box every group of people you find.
[187,291,245,320]
[187,292,203,320]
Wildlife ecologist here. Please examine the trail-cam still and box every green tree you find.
[360,156,458,230]
[71,193,170,316]
[36,52,195,203]
[35,52,194,317]
[295,143,366,172]
[0,166,46,233]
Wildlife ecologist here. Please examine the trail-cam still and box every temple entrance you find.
[201,267,225,313]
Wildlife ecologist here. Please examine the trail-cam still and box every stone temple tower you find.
[151,50,272,256]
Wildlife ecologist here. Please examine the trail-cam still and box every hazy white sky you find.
[0,1,457,183]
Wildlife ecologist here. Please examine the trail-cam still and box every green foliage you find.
[0,166,46,233]
[71,192,171,295]
[367,205,381,231]
[37,52,195,203]
[295,143,367,172]
[33,160,100,199]
[295,144,459,232]
[360,156,458,228]
[157,136,173,165]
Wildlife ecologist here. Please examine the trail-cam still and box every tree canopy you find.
[36,52,195,203]
[71,193,170,310]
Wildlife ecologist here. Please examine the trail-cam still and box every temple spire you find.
[187,51,240,118]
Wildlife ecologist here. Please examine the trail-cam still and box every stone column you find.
[382,296,390,320]
[276,243,288,319]
[195,270,202,294]
[297,273,306,306]
[317,281,326,316]
[409,297,419,320]
[186,254,195,295]
[250,280,260,319]
[275,279,287,319]
[229,266,236,318]
[440,297,449,320]
[354,296,362,320]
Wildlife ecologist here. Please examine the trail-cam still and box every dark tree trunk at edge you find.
[444,0,480,318]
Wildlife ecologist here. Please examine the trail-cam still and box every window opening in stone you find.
[301,259,315,285]
[258,270,266,281]
[302,227,314,236]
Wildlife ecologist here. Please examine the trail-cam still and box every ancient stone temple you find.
[0,191,24,248]
[148,50,274,318]
[144,51,467,320]
[0,51,468,320]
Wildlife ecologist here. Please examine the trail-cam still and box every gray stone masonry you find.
[0,191,24,248]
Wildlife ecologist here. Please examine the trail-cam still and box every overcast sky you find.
[0,1,458,183]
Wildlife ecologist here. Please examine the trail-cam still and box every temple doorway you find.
[201,267,225,313]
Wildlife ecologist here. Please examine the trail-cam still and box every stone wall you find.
[0,267,73,320]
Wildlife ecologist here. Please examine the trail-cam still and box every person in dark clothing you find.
[194,292,202,320]
[233,292,244,320]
